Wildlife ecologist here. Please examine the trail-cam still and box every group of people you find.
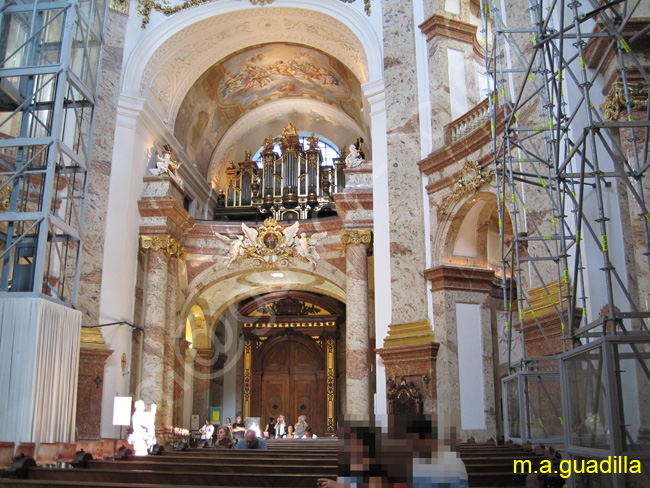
[198,415,247,449]
[317,414,468,488]
[263,414,316,439]
[130,400,158,456]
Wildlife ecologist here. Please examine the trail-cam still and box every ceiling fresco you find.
[174,43,365,181]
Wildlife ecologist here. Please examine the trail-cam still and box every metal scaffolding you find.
[482,0,650,484]
[0,0,108,305]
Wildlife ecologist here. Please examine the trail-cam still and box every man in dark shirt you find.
[234,429,268,450]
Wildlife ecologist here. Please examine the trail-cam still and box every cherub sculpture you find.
[345,143,364,168]
[294,231,326,267]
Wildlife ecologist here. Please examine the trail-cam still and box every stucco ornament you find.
[223,218,326,268]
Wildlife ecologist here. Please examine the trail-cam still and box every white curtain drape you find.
[0,298,81,446]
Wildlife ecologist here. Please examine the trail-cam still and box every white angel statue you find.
[295,231,327,267]
[226,236,245,267]
[345,144,364,168]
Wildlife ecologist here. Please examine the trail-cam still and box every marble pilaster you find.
[383,0,429,324]
[77,9,128,325]
[342,230,372,415]
[424,265,498,440]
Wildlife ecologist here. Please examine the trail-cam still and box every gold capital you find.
[139,235,187,261]
[341,229,373,255]
[601,82,648,122]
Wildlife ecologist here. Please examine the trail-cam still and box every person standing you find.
[263,417,276,438]
[274,415,287,438]
[131,400,149,456]
[146,403,158,452]
[294,415,308,438]
[198,418,214,448]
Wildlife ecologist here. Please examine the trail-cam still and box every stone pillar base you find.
[376,341,439,414]
[76,347,114,439]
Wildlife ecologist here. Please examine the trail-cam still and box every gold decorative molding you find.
[243,338,252,419]
[441,160,495,215]
[326,336,336,434]
[340,229,373,254]
[80,327,107,349]
[383,318,436,348]
[0,179,10,212]
[601,82,648,122]
[139,235,187,261]
[133,0,371,28]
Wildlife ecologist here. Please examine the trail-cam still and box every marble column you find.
[342,230,372,415]
[161,258,179,428]
[139,246,169,410]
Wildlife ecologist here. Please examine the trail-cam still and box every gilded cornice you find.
[340,229,373,254]
[80,327,107,349]
[601,82,648,122]
[382,318,436,348]
[139,235,187,261]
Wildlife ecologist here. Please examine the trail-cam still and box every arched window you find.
[252,133,340,168]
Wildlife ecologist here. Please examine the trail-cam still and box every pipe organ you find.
[215,123,346,221]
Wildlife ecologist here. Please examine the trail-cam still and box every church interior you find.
[0,0,649,486]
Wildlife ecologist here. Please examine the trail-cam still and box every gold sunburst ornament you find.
[129,0,372,28]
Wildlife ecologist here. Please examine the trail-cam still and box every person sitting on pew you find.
[214,426,235,449]
[234,429,267,450]
[303,426,317,439]
[263,417,276,438]
[198,418,214,448]
[286,425,296,438]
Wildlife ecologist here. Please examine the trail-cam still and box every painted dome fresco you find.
[174,42,365,180]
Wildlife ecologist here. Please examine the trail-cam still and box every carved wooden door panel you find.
[253,336,326,435]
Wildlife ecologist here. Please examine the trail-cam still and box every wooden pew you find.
[25,468,332,486]
[87,459,337,475]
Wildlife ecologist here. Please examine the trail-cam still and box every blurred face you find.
[244,431,257,448]
[217,428,227,441]
[347,434,369,473]
[205,419,210,425]
[236,416,243,424]
[288,425,294,434]
[226,418,231,424]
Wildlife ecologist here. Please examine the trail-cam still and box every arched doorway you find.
[238,291,343,435]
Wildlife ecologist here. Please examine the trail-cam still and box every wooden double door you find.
[251,334,328,436]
